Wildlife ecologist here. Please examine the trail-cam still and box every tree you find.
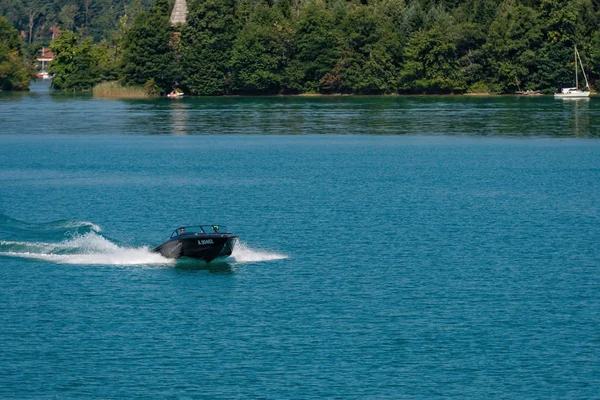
[400,22,465,93]
[484,3,542,92]
[338,4,402,94]
[283,1,343,93]
[179,0,238,95]
[454,22,487,91]
[49,31,87,89]
[539,0,579,44]
[231,3,292,93]
[58,3,79,31]
[120,0,175,93]
[0,0,152,49]
[0,16,31,90]
[49,30,115,90]
[530,43,573,92]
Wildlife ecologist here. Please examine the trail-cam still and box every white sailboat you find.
[555,46,591,98]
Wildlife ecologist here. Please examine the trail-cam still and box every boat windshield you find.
[171,225,231,237]
[200,225,230,234]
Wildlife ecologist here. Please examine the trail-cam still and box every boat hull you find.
[554,91,590,98]
[153,234,238,262]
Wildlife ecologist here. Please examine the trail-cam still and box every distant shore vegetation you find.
[92,81,152,98]
[0,17,33,91]
[2,0,600,95]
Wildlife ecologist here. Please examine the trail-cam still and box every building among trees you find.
[36,47,54,79]
[170,0,188,26]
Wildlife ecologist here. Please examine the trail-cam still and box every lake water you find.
[0,82,598,398]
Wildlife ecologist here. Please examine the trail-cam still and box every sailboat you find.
[555,46,591,98]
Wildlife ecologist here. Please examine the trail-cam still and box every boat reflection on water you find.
[174,258,235,274]
[557,96,591,102]
[170,100,188,135]
[558,96,591,137]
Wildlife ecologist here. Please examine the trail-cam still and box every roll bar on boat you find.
[170,225,231,238]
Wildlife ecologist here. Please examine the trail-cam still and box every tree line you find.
[0,0,151,44]
[3,0,600,94]
[0,16,32,90]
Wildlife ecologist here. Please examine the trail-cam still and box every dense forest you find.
[0,16,33,90]
[0,0,152,44]
[2,0,600,94]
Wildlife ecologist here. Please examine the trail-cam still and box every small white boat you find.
[556,87,590,98]
[167,90,184,98]
[555,46,590,99]
[36,71,52,80]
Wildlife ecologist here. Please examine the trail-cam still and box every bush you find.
[93,81,151,98]
[467,81,491,94]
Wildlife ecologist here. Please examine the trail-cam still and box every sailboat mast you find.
[575,46,590,90]
[575,45,578,89]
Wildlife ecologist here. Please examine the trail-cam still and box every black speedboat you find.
[153,225,238,262]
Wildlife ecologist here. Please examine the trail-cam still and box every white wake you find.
[0,232,173,266]
[0,234,286,266]
[18,250,171,265]
[230,241,288,263]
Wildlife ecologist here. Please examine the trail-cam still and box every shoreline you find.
[22,81,596,98]
[94,92,559,98]
[91,93,599,99]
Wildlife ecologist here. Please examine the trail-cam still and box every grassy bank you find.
[93,81,151,98]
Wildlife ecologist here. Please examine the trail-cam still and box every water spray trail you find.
[231,241,288,263]
[0,232,173,266]
[0,216,287,266]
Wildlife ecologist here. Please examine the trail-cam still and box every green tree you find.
[530,43,572,92]
[230,3,292,93]
[586,29,600,89]
[539,0,579,44]
[58,3,79,31]
[338,4,402,94]
[454,22,487,91]
[283,1,343,93]
[484,3,542,92]
[120,0,175,93]
[401,24,465,93]
[536,0,595,91]
[0,16,31,90]
[49,31,108,90]
[179,0,238,95]
[452,0,499,27]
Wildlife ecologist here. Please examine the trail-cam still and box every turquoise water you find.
[0,82,599,398]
